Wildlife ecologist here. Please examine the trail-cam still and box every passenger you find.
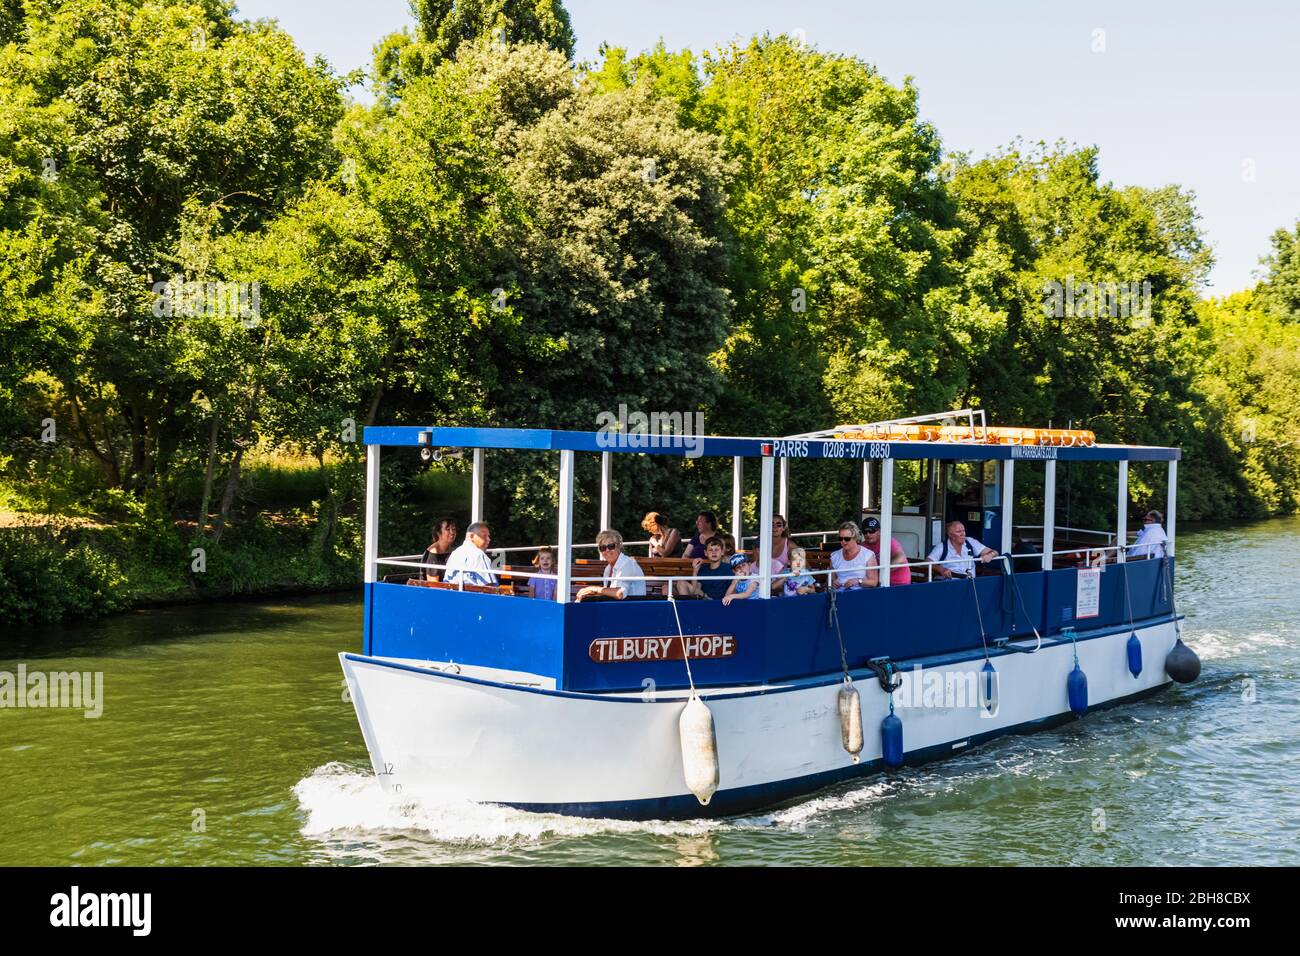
[1010,530,1042,573]
[682,511,720,560]
[529,546,557,600]
[576,529,646,601]
[746,555,785,595]
[420,517,458,581]
[443,521,497,587]
[690,536,733,600]
[830,521,879,590]
[927,520,998,580]
[642,511,681,558]
[771,514,793,569]
[861,516,911,586]
[782,547,818,597]
[722,554,759,605]
[1127,510,1169,560]
[720,533,736,556]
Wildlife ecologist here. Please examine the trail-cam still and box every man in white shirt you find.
[577,529,646,601]
[1127,510,1169,559]
[442,521,497,587]
[927,520,998,579]
[830,521,879,589]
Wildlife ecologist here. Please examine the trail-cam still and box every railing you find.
[1014,524,1115,545]
[377,536,1158,599]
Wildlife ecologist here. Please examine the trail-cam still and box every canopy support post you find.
[1042,459,1057,572]
[1001,460,1015,555]
[1167,459,1177,558]
[471,448,485,523]
[557,450,574,604]
[599,450,612,533]
[1116,460,1128,564]
[732,456,744,549]
[364,443,380,584]
[778,456,789,519]
[759,456,775,598]
[880,458,894,587]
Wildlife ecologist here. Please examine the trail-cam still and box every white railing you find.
[1014,524,1115,544]
[377,539,1153,597]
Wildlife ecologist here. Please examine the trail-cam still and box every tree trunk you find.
[69,392,122,487]
[210,443,245,545]
[196,414,220,538]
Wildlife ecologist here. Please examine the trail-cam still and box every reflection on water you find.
[2,520,1298,866]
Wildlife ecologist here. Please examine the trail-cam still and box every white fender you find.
[679,695,719,805]
[838,681,864,762]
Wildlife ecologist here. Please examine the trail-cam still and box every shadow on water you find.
[2,590,361,660]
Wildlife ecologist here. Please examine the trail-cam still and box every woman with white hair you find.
[577,529,647,601]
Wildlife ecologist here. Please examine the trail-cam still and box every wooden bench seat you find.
[405,578,513,596]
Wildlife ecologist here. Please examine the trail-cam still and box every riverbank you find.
[0,509,362,629]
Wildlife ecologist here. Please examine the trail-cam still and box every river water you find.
[2,519,1297,866]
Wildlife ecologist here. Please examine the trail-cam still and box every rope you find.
[827,585,852,684]
[967,572,991,663]
[1162,556,1183,640]
[998,556,1043,653]
[667,582,699,698]
[1122,556,1137,633]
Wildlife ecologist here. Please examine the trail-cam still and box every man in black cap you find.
[861,515,911,586]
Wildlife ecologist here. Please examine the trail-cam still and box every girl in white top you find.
[642,511,681,558]
[830,521,879,589]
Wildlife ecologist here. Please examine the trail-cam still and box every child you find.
[690,537,731,599]
[529,547,557,600]
[782,547,818,597]
[722,553,757,606]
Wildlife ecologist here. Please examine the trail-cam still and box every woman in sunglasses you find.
[771,514,793,570]
[829,521,879,590]
[576,529,647,601]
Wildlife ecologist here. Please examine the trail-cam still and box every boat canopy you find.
[360,410,1181,611]
[362,425,1180,462]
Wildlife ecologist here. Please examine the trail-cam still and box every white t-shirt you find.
[443,540,497,586]
[830,546,876,588]
[1128,523,1168,559]
[603,552,646,597]
[927,536,988,578]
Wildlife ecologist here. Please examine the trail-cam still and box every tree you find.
[373,0,574,98]
[1,0,344,491]
[1258,221,1300,321]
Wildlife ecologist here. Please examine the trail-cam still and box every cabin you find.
[360,413,1181,695]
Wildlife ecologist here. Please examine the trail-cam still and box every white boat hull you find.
[340,620,1179,819]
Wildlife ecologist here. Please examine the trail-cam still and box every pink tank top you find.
[867,538,911,585]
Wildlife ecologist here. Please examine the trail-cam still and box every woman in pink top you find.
[771,514,793,569]
[862,517,911,585]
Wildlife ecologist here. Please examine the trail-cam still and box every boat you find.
[340,410,1200,820]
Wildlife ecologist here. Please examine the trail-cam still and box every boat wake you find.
[1185,628,1291,662]
[293,763,727,845]
[293,763,904,848]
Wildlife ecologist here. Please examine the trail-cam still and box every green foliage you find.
[4,2,1300,627]
[1258,221,1300,320]
[0,523,130,626]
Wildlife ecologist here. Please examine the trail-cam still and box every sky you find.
[232,0,1300,297]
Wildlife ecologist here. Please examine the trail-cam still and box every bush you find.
[0,524,130,627]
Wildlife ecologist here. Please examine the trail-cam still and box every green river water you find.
[2,519,1297,866]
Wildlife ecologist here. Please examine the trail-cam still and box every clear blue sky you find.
[234,0,1300,296]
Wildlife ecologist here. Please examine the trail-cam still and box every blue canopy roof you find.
[363,426,1180,462]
